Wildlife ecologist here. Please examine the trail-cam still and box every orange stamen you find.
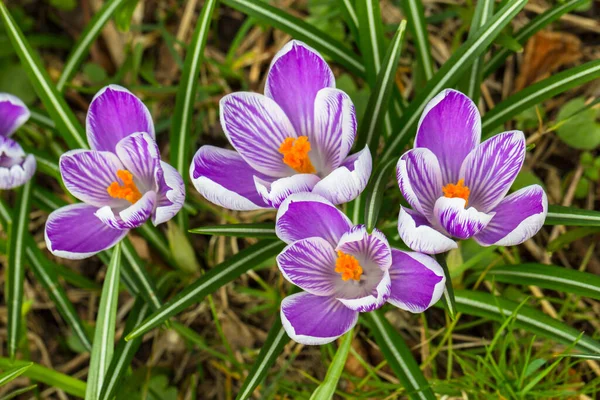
[442,178,470,206]
[278,136,316,174]
[335,251,363,281]
[107,170,142,204]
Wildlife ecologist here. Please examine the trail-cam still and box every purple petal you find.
[312,88,356,172]
[86,85,155,152]
[415,89,481,183]
[265,40,335,138]
[190,145,270,210]
[45,203,128,259]
[461,131,526,212]
[312,146,372,205]
[276,193,352,246]
[115,132,160,190]
[433,197,494,240]
[475,185,547,246]
[388,249,445,313]
[277,237,338,296]
[59,150,126,207]
[153,161,185,226]
[0,136,36,189]
[95,191,156,230]
[220,92,296,177]
[280,292,357,345]
[0,93,30,137]
[254,174,320,209]
[398,207,457,254]
[397,147,442,219]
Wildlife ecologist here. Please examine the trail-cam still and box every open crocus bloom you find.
[276,193,445,345]
[190,40,372,209]
[397,89,547,254]
[45,85,185,259]
[0,93,36,189]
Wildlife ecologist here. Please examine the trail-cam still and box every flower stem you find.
[435,252,457,320]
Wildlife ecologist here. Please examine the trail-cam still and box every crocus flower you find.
[45,85,185,259]
[190,40,372,209]
[397,89,547,254]
[0,93,36,189]
[275,193,445,345]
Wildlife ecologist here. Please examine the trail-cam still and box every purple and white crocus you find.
[0,93,36,189]
[190,40,372,209]
[397,89,547,254]
[44,85,185,259]
[276,193,445,345]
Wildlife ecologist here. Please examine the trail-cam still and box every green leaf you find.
[166,221,201,274]
[125,240,285,341]
[493,32,523,53]
[401,0,434,81]
[381,0,528,162]
[114,0,139,32]
[235,316,289,400]
[545,204,600,227]
[6,180,33,360]
[56,0,128,91]
[190,223,277,238]
[170,0,218,196]
[482,60,600,135]
[486,263,600,301]
[555,97,600,150]
[356,0,386,86]
[221,0,365,77]
[436,252,457,320]
[355,21,407,154]
[121,239,163,311]
[85,243,122,400]
[547,226,600,252]
[366,310,436,400]
[363,157,396,231]
[309,328,353,400]
[0,363,32,386]
[0,358,86,398]
[0,384,38,400]
[0,2,87,149]
[484,0,588,77]
[454,289,600,353]
[337,0,359,43]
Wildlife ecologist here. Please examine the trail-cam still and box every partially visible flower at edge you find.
[397,89,548,255]
[0,93,36,189]
[275,193,445,345]
[190,40,372,210]
[44,85,185,260]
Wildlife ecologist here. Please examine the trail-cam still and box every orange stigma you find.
[442,178,470,206]
[278,136,316,174]
[107,170,142,204]
[335,251,363,281]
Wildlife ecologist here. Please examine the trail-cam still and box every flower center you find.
[107,169,142,204]
[335,251,363,281]
[442,178,470,206]
[278,136,316,174]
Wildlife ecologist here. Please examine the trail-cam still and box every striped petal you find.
[153,161,185,226]
[95,191,156,230]
[433,197,494,240]
[397,207,457,254]
[0,93,30,137]
[115,132,160,190]
[254,174,320,209]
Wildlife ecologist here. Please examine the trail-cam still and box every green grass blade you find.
[309,328,353,400]
[85,243,122,400]
[121,239,162,310]
[401,0,434,81]
[337,0,359,43]
[0,363,33,386]
[486,263,600,300]
[56,0,128,91]
[355,21,407,153]
[459,0,494,103]
[221,0,365,77]
[380,0,527,162]
[482,60,600,135]
[454,289,600,354]
[363,158,396,231]
[137,224,173,264]
[0,359,86,398]
[170,0,218,216]
[356,0,386,86]
[436,253,456,320]
[6,180,33,360]
[190,223,277,238]
[125,240,285,341]
[545,205,600,227]
[0,384,37,400]
[366,310,436,400]
[235,316,289,400]
[483,0,588,78]
[0,2,87,149]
